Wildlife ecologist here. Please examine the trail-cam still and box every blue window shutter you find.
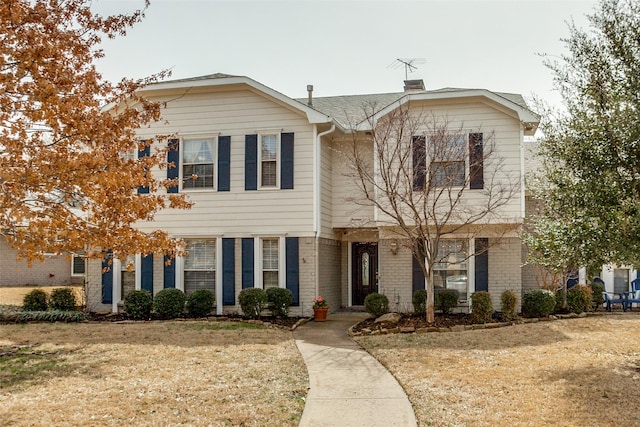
[163,255,175,288]
[137,143,150,194]
[412,136,426,190]
[245,134,258,191]
[286,237,299,305]
[141,254,153,294]
[412,256,425,292]
[167,138,180,193]
[222,238,235,305]
[280,132,294,189]
[474,238,489,292]
[241,238,254,288]
[469,133,484,190]
[101,252,113,304]
[218,136,231,191]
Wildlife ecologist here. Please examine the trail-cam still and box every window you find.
[72,255,85,276]
[261,134,278,187]
[614,268,629,294]
[433,240,468,300]
[121,255,136,301]
[429,133,466,187]
[184,239,216,295]
[262,238,279,289]
[183,138,215,189]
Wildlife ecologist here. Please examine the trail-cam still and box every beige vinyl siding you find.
[319,135,335,237]
[135,88,315,236]
[330,100,525,228]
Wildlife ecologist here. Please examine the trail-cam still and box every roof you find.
[140,74,540,134]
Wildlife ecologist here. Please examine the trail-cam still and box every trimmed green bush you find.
[567,284,593,314]
[239,288,268,319]
[123,290,153,320]
[266,287,293,318]
[49,288,77,311]
[522,289,556,318]
[412,289,427,315]
[471,291,493,323]
[364,293,389,317]
[22,289,48,311]
[589,281,605,310]
[435,289,459,315]
[186,289,215,317]
[500,290,518,321]
[555,289,566,313]
[153,288,186,319]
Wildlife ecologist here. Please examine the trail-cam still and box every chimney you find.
[307,84,314,106]
[403,79,425,92]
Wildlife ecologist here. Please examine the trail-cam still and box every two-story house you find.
[85,73,539,315]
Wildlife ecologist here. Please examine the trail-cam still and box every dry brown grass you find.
[0,321,307,426]
[357,314,640,427]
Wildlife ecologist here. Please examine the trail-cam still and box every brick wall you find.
[378,240,413,313]
[0,239,74,287]
[488,237,522,310]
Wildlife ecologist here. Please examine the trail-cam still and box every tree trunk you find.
[426,271,435,324]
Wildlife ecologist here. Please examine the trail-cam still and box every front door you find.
[352,242,378,305]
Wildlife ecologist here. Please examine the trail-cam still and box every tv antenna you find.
[389,58,426,80]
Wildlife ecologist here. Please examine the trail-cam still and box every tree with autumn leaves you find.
[0,0,190,262]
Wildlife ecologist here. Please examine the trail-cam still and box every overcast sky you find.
[93,0,598,108]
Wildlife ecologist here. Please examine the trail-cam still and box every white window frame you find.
[258,133,280,189]
[183,238,217,296]
[71,255,86,277]
[428,132,467,188]
[255,236,286,289]
[433,239,469,301]
[181,136,217,191]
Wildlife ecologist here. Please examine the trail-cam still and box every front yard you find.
[0,321,307,426]
[356,315,640,427]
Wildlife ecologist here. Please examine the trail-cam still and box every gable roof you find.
[139,74,540,135]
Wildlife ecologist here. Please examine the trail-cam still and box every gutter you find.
[313,124,336,301]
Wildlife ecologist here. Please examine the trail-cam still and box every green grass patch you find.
[181,321,265,331]
[0,345,69,389]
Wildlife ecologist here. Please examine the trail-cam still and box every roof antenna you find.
[389,58,426,80]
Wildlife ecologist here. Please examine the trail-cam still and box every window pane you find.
[263,239,279,270]
[185,239,216,270]
[614,269,629,294]
[263,271,279,290]
[183,164,214,188]
[261,135,277,161]
[261,160,277,187]
[185,271,216,295]
[431,161,465,187]
[72,256,85,275]
[434,240,467,300]
[183,139,214,163]
[183,139,214,189]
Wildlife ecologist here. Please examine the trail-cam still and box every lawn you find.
[0,321,308,427]
[356,315,640,427]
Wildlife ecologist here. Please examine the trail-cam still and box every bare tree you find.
[341,104,521,323]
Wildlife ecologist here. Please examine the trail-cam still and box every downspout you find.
[314,124,336,305]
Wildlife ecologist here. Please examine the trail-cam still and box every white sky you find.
[93,0,598,108]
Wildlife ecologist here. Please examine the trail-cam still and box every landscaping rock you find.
[375,312,403,324]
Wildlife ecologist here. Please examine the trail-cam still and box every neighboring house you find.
[0,238,85,287]
[86,73,540,315]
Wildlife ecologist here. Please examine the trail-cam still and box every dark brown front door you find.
[352,242,378,305]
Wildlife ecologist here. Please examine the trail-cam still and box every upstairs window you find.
[430,133,466,187]
[261,134,278,187]
[183,138,215,189]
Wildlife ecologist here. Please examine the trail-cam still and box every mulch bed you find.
[351,313,475,334]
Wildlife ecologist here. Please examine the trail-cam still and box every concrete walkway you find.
[294,313,417,427]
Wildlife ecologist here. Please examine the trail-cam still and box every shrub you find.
[49,288,77,311]
[471,291,493,324]
[412,289,427,315]
[435,289,459,315]
[500,290,518,321]
[22,289,48,311]
[567,284,593,314]
[153,288,186,319]
[364,293,389,317]
[589,281,605,310]
[266,287,293,318]
[186,289,215,317]
[555,289,566,313]
[522,289,556,318]
[238,288,268,319]
[123,290,153,320]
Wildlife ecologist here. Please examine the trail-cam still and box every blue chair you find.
[603,292,627,312]
[625,279,640,311]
